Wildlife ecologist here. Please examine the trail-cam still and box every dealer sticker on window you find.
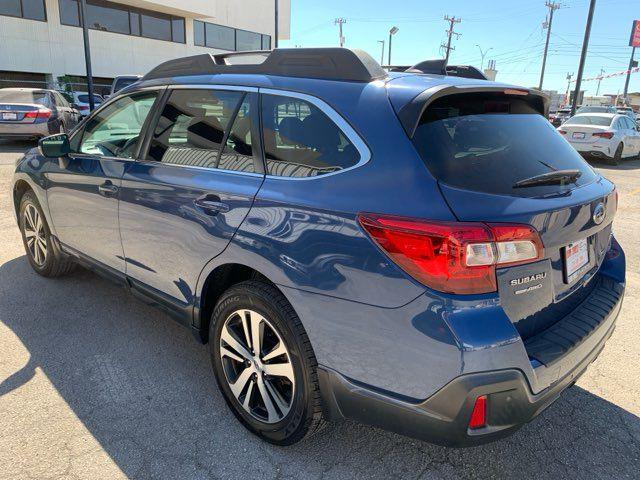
[564,238,590,283]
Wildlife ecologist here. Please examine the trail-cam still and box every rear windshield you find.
[0,90,49,105]
[78,94,103,103]
[412,93,598,197]
[564,116,612,126]
[577,106,613,114]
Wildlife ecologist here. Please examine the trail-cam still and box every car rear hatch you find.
[389,80,617,341]
[560,116,613,144]
[0,103,44,123]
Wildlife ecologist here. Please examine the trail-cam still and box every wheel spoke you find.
[243,378,255,410]
[240,311,252,352]
[263,362,295,382]
[220,345,245,363]
[33,242,41,264]
[221,325,252,361]
[24,229,36,239]
[264,378,290,416]
[256,376,278,423]
[229,366,253,399]
[262,342,287,362]
[35,214,43,235]
[250,311,264,356]
[25,207,35,230]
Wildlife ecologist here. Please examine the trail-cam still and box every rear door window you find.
[261,93,360,178]
[412,92,598,197]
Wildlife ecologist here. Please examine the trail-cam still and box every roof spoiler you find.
[398,85,550,138]
[143,48,388,83]
[385,59,488,80]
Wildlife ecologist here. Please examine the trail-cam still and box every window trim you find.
[258,88,372,181]
[0,0,47,22]
[135,84,265,177]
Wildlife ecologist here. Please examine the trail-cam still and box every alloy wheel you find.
[219,309,296,424]
[23,204,47,266]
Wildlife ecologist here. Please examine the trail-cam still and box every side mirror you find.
[39,133,70,158]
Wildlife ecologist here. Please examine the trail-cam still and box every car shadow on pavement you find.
[0,139,36,154]
[1,256,639,479]
[586,157,640,171]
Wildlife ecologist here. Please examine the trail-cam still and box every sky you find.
[280,0,639,97]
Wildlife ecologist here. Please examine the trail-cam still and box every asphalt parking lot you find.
[0,138,639,480]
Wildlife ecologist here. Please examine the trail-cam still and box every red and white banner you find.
[570,67,640,83]
[630,20,640,48]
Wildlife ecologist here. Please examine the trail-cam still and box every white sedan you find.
[558,113,640,165]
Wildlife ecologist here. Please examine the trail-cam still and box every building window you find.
[194,20,270,52]
[59,0,185,44]
[236,29,261,51]
[0,0,46,21]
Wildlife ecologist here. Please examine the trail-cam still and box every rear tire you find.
[609,143,623,165]
[209,280,325,445]
[18,191,75,277]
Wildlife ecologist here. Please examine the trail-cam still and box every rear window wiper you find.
[513,169,582,188]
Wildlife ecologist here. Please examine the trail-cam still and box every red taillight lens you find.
[593,131,614,139]
[24,108,52,120]
[469,395,487,430]
[79,105,89,111]
[558,129,567,135]
[358,214,543,295]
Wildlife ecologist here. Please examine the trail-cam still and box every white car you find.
[71,91,103,117]
[558,113,640,165]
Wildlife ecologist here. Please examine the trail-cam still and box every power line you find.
[441,15,461,63]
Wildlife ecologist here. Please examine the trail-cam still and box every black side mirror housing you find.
[39,133,70,158]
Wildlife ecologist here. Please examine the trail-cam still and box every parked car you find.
[71,91,104,116]
[616,106,637,121]
[576,105,617,115]
[558,113,640,164]
[108,75,142,97]
[11,49,625,447]
[549,107,572,127]
[0,88,80,139]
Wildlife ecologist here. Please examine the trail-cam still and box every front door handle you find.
[98,182,119,196]
[194,197,230,214]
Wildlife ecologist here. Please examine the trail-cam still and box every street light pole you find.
[570,0,596,116]
[475,45,493,71]
[377,40,385,65]
[388,26,398,66]
[623,47,636,104]
[78,0,95,111]
[274,0,279,48]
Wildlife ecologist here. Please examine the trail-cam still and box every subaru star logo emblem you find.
[593,202,606,225]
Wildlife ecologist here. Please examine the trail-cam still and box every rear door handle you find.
[194,197,230,214]
[98,182,118,196]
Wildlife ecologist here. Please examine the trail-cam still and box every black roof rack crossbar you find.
[143,48,388,83]
[385,59,488,80]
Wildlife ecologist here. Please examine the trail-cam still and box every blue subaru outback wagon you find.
[12,49,625,446]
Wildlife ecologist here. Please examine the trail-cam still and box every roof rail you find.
[142,48,388,83]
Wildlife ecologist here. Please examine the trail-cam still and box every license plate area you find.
[572,132,586,139]
[563,238,590,283]
[1,112,18,121]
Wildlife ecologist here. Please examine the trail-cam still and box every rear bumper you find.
[0,121,53,138]
[319,274,623,447]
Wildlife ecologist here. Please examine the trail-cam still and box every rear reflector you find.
[358,214,543,295]
[593,131,614,139]
[469,395,487,430]
[24,108,52,120]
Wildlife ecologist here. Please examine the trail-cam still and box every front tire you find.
[19,191,75,277]
[210,280,325,445]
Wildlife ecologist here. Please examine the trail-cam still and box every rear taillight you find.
[358,214,544,295]
[593,131,614,139]
[558,129,567,135]
[24,108,52,120]
[79,105,89,111]
[469,395,487,430]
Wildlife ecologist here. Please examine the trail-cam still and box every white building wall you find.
[0,0,289,81]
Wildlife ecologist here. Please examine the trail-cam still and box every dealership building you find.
[0,0,290,94]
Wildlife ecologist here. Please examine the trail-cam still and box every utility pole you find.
[623,47,636,103]
[538,1,561,91]
[564,72,574,106]
[595,68,605,96]
[377,40,385,65]
[78,0,95,111]
[571,0,597,116]
[441,16,461,63]
[335,18,347,47]
[274,0,279,48]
